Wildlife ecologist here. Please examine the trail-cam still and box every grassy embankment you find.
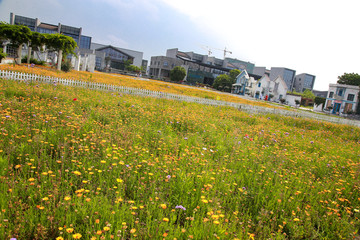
[0,66,359,239]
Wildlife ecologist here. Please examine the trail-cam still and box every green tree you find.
[44,33,77,71]
[126,65,141,73]
[337,73,360,114]
[213,74,232,92]
[302,89,315,100]
[0,47,6,62]
[229,69,241,82]
[26,32,47,64]
[314,96,326,107]
[0,23,32,64]
[170,66,186,82]
[337,73,360,86]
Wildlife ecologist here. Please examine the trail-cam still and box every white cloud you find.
[159,0,360,90]
[87,0,161,20]
[96,34,129,48]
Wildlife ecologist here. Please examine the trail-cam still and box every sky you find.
[1,0,359,90]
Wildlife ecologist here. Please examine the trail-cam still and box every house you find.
[251,75,288,101]
[253,75,271,99]
[325,83,360,114]
[232,70,249,95]
[232,70,261,95]
[272,76,288,101]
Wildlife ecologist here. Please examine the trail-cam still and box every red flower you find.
[73,98,77,101]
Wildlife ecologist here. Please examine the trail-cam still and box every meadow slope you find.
[0,77,360,239]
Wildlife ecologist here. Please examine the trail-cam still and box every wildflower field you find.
[0,76,360,239]
[0,65,273,109]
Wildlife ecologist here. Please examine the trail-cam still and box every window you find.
[258,82,261,87]
[163,61,168,66]
[329,92,334,98]
[338,89,343,97]
[347,94,355,101]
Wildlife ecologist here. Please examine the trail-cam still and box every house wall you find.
[286,95,301,107]
[325,83,360,113]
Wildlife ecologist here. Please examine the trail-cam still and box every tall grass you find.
[0,79,359,239]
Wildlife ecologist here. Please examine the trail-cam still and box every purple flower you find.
[310,141,314,144]
[175,205,186,211]
[184,137,188,140]
[166,175,171,179]
[5,115,10,118]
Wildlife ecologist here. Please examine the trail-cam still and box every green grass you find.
[0,79,360,239]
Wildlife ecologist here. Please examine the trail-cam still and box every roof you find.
[176,54,230,72]
[95,45,134,59]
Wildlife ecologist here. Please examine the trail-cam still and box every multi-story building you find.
[269,67,296,91]
[293,73,316,92]
[9,13,92,50]
[325,83,360,114]
[253,67,270,77]
[90,43,145,71]
[149,48,254,85]
[7,13,95,71]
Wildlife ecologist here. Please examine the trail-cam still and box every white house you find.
[253,75,271,99]
[325,83,360,114]
[271,76,288,102]
[251,75,288,101]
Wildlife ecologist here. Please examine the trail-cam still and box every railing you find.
[1,70,359,127]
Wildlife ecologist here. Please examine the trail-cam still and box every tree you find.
[213,74,232,92]
[44,33,77,71]
[126,65,141,73]
[302,89,315,100]
[27,32,47,64]
[337,73,360,114]
[229,69,241,82]
[314,96,326,107]
[170,66,186,82]
[0,23,32,64]
[337,73,360,86]
[0,47,6,62]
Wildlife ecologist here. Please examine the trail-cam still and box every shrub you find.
[170,66,186,82]
[61,59,72,72]
[21,56,46,66]
[0,48,6,62]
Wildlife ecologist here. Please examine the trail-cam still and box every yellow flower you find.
[66,228,74,233]
[163,218,169,222]
[160,204,167,209]
[28,178,35,182]
[56,237,64,240]
[72,233,82,239]
[64,196,71,201]
[293,218,300,222]
[130,228,136,234]
[96,230,102,235]
[73,171,81,176]
[116,178,123,183]
[103,226,110,231]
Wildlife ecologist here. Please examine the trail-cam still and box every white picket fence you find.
[1,70,359,127]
